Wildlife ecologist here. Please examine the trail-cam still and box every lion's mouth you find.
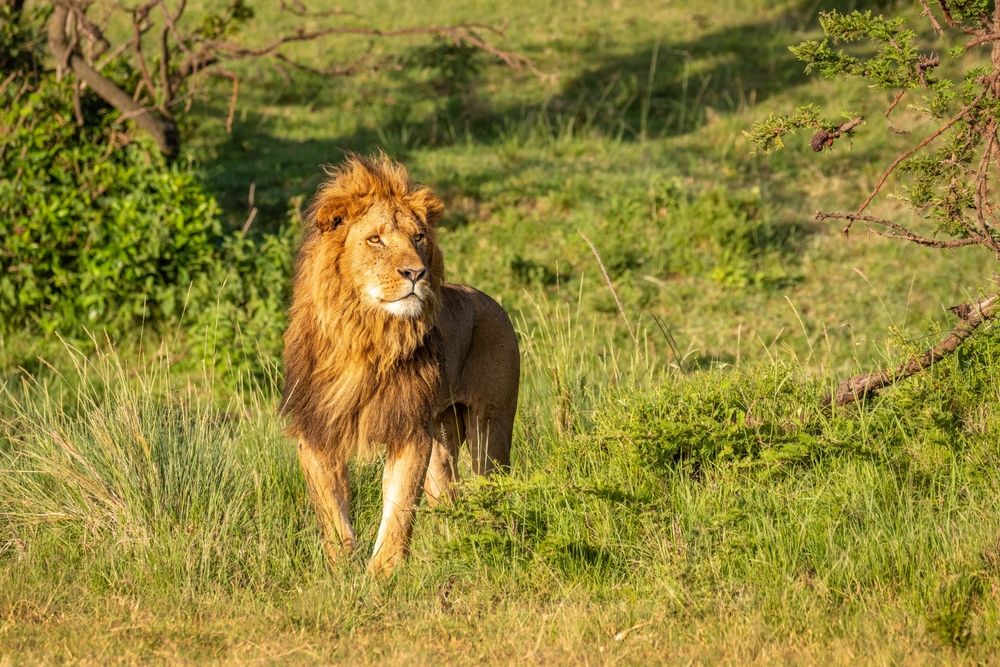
[385,292,419,304]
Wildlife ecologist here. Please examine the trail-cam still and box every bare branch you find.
[158,25,171,109]
[825,292,999,406]
[57,0,112,60]
[131,6,160,111]
[814,211,984,247]
[48,4,180,156]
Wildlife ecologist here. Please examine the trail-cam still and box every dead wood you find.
[824,292,998,406]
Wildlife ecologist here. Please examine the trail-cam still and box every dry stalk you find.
[579,231,639,347]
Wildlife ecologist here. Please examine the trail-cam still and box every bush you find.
[0,73,222,332]
[0,54,295,368]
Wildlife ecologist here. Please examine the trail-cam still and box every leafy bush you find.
[0,74,222,332]
[0,61,295,368]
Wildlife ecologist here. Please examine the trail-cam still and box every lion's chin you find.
[382,295,424,318]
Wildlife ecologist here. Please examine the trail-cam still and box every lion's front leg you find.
[368,435,433,576]
[298,439,356,564]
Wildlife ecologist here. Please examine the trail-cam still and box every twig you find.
[814,211,983,247]
[918,0,944,36]
[809,117,863,152]
[213,67,239,133]
[0,71,19,99]
[131,7,159,107]
[579,231,638,347]
[72,79,84,125]
[885,89,905,118]
[241,207,258,235]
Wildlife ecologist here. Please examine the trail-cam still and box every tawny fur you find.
[281,153,519,575]
[281,154,445,460]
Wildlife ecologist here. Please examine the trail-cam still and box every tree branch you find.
[825,292,999,406]
[47,4,180,157]
[919,0,945,36]
[936,0,987,36]
[814,211,984,248]
[855,86,990,216]
[809,116,863,152]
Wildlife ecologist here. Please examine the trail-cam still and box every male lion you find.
[281,154,519,575]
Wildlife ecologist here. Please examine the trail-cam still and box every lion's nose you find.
[398,267,425,283]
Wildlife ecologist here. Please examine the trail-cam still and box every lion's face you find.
[342,200,434,319]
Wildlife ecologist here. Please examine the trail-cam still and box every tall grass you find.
[4,300,1000,662]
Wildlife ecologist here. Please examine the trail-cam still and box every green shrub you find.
[0,58,295,369]
[0,74,222,332]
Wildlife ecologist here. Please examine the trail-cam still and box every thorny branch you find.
[853,86,990,217]
[790,2,1000,405]
[813,211,984,248]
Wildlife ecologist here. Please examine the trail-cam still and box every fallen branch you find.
[824,292,998,406]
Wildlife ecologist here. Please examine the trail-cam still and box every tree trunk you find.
[47,4,180,158]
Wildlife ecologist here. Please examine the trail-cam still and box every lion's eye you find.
[414,233,424,242]
[367,235,381,245]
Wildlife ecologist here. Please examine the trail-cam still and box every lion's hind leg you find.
[424,405,466,506]
[467,403,514,476]
[298,440,356,564]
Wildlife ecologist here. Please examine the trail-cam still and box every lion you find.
[281,153,520,575]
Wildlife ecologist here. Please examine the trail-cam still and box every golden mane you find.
[281,154,445,460]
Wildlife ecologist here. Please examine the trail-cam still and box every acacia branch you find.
[814,211,984,248]
[47,4,179,156]
[854,86,990,216]
[809,117,863,152]
[825,292,999,406]
[919,0,945,35]
[936,0,987,35]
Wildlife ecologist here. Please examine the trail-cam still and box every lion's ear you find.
[409,188,444,227]
[315,197,348,233]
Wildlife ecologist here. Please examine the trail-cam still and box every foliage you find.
[5,313,1000,659]
[746,6,993,245]
[0,73,295,370]
[0,2,46,74]
[0,75,218,332]
[745,2,1000,405]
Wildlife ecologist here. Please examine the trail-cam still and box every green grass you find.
[5,0,1000,662]
[4,305,1000,663]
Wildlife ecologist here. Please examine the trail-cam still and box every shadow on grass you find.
[200,0,902,228]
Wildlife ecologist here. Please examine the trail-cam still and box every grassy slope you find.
[4,0,1000,663]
